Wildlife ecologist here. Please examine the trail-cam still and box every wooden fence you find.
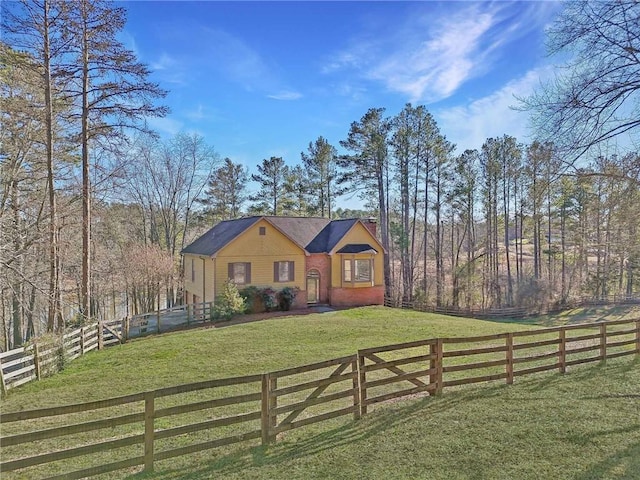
[384,294,640,319]
[0,320,124,394]
[0,302,216,394]
[1,317,638,479]
[125,301,214,338]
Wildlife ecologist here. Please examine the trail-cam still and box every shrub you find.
[239,286,261,313]
[278,287,299,311]
[261,287,277,312]
[212,280,246,321]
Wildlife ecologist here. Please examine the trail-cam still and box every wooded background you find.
[2,0,639,350]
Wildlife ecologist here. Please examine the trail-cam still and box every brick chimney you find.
[361,217,377,237]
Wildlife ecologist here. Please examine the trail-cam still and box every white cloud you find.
[267,91,303,101]
[151,53,177,71]
[436,66,554,152]
[149,53,187,85]
[202,28,302,100]
[146,116,184,136]
[118,30,140,57]
[323,2,557,103]
[370,11,495,102]
[203,28,274,91]
[184,104,216,121]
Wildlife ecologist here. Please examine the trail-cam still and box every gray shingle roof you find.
[265,216,330,249]
[180,216,261,256]
[181,216,368,256]
[305,219,358,253]
[335,243,378,254]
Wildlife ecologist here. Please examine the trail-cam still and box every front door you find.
[307,271,320,304]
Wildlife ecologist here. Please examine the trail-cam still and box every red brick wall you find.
[362,218,377,237]
[329,286,384,307]
[306,254,331,304]
[292,291,307,309]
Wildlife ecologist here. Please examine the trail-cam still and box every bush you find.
[212,280,246,321]
[278,287,299,311]
[261,287,277,312]
[239,286,299,313]
[239,286,261,313]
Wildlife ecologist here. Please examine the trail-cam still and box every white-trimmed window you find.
[343,259,352,282]
[274,261,295,282]
[354,259,372,281]
[343,258,372,283]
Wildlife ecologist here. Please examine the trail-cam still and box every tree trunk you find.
[43,0,62,333]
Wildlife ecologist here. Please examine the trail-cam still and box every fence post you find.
[261,374,269,445]
[559,327,566,374]
[357,352,367,416]
[635,319,640,355]
[144,391,155,472]
[0,355,6,397]
[187,304,191,326]
[506,333,514,385]
[432,339,444,395]
[121,317,130,342]
[429,341,437,395]
[34,341,41,381]
[351,356,361,420]
[269,375,277,442]
[261,373,277,445]
[599,323,607,362]
[98,321,104,350]
[80,327,85,355]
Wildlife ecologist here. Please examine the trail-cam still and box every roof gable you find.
[181,216,261,256]
[305,218,359,253]
[181,216,379,257]
[265,216,330,250]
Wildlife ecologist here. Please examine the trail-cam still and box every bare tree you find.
[124,132,216,305]
[63,0,167,322]
[521,1,640,161]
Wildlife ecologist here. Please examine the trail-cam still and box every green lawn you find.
[2,306,639,479]
[1,306,538,411]
[488,304,640,327]
[142,357,640,480]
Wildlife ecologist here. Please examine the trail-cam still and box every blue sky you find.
[120,1,562,181]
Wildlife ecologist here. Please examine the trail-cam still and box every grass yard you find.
[1,306,639,479]
[490,304,640,327]
[140,357,640,480]
[1,306,538,411]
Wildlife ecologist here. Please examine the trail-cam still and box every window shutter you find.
[228,263,234,281]
[274,262,279,282]
[289,261,295,281]
[245,263,251,284]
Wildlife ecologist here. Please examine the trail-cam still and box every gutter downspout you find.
[200,257,206,303]
[213,257,216,304]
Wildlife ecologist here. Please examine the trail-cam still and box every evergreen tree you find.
[249,156,291,216]
[301,136,343,217]
[201,157,248,221]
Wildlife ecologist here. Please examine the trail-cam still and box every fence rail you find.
[1,317,638,479]
[126,301,214,338]
[384,294,640,318]
[0,302,214,394]
[0,319,123,394]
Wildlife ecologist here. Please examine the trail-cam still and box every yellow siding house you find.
[181,216,385,309]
